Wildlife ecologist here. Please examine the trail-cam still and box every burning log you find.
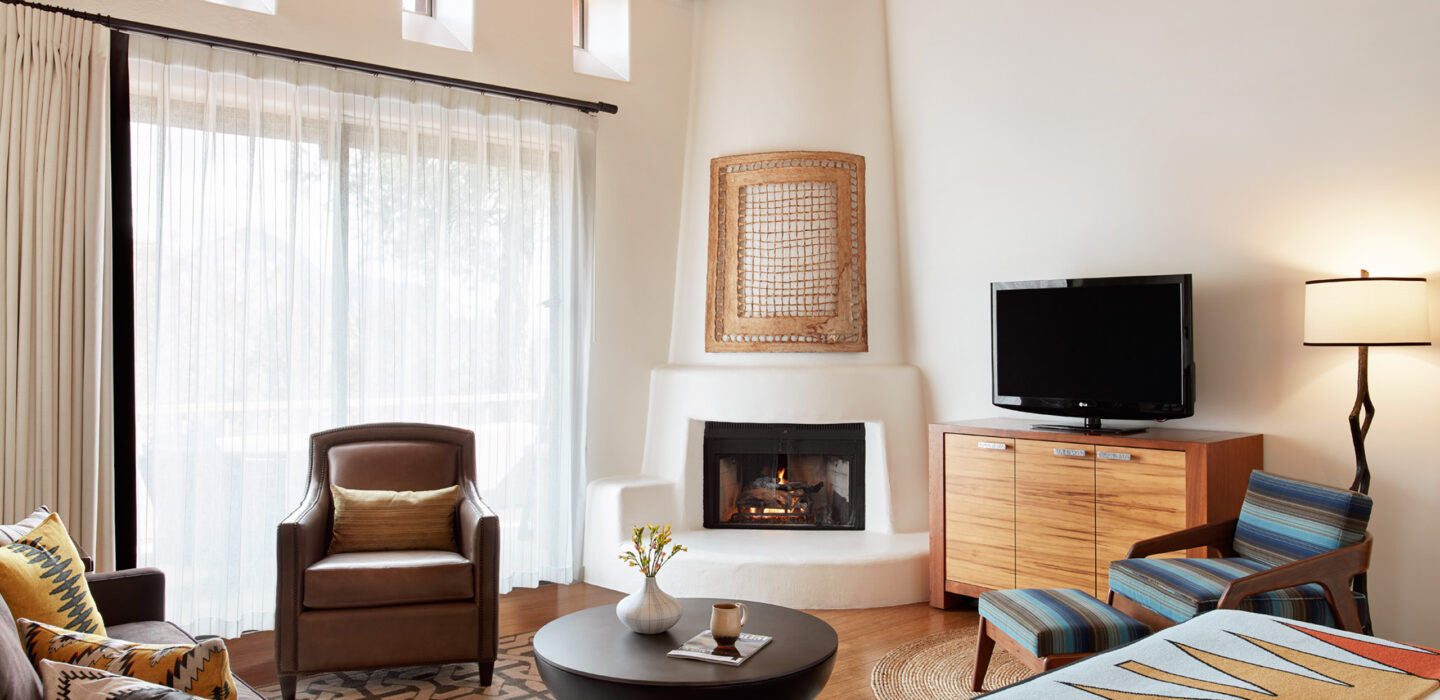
[746,476,825,494]
[737,491,789,511]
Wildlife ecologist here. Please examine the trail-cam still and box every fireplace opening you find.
[703,422,864,530]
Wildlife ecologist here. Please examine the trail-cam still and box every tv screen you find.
[991,274,1193,425]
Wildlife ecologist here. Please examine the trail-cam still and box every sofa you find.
[0,567,264,700]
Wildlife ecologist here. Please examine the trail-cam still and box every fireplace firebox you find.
[703,422,864,530]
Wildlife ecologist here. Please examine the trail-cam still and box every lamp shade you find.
[1304,276,1431,346]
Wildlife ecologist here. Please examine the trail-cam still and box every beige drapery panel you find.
[0,4,115,570]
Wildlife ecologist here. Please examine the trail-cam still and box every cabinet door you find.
[944,434,1015,591]
[1015,440,1096,595]
[1095,446,1187,594]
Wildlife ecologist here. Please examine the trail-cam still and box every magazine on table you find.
[666,630,772,666]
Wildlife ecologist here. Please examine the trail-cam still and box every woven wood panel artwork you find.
[706,151,867,352]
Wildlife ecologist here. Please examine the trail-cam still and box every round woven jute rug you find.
[871,628,1035,699]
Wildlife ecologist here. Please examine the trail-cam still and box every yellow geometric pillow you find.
[329,483,459,553]
[19,617,238,700]
[0,513,104,634]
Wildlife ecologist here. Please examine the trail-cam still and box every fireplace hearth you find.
[703,422,865,530]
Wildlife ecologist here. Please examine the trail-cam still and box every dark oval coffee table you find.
[533,597,837,700]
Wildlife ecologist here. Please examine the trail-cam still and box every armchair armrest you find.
[1216,533,1372,633]
[458,484,499,563]
[276,493,329,587]
[1126,519,1239,559]
[459,484,500,663]
[86,568,165,626]
[275,487,329,674]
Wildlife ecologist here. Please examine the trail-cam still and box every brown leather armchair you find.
[275,423,499,699]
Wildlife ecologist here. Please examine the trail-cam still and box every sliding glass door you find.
[127,35,593,636]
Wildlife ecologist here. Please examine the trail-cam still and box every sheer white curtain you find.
[127,35,594,636]
[0,4,115,569]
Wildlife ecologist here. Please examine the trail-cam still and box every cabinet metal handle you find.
[1097,451,1132,461]
[1053,448,1087,457]
[977,441,1008,451]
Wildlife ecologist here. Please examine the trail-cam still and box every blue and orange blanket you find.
[984,609,1440,699]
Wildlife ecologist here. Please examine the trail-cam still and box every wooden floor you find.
[227,583,980,700]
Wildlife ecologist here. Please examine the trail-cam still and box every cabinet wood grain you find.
[1015,440,1097,595]
[943,434,1016,591]
[1095,446,1187,594]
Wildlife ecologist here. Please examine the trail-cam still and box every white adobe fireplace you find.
[581,0,929,609]
[582,366,929,608]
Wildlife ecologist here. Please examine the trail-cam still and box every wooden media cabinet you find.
[928,418,1262,608]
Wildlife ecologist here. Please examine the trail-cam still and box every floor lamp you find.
[1304,269,1430,635]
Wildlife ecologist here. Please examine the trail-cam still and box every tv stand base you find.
[1031,418,1147,435]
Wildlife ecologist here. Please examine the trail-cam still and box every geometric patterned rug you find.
[256,632,551,699]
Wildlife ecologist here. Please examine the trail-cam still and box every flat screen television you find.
[991,273,1194,434]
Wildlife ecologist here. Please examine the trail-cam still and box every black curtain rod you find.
[7,0,619,115]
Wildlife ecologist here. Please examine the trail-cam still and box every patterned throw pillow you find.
[20,618,238,700]
[37,659,194,700]
[0,513,105,634]
[329,483,459,553]
[0,505,52,545]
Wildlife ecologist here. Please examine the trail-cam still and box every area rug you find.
[256,631,551,699]
[871,627,1035,700]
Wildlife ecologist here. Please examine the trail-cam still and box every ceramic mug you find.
[711,602,748,647]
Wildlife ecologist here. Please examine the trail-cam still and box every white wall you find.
[36,0,695,484]
[669,0,906,365]
[887,0,1440,645]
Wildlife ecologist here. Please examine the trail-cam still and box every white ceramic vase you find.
[616,575,683,634]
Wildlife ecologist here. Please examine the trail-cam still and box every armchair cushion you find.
[1109,557,1359,628]
[979,588,1150,657]
[1232,471,1372,568]
[329,484,459,554]
[303,550,473,609]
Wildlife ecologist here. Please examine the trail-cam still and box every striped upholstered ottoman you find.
[972,588,1150,691]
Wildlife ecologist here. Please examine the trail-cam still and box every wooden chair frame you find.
[971,617,1091,692]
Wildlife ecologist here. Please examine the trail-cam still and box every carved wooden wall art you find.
[706,151,866,353]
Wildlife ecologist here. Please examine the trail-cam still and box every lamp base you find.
[1348,345,1373,494]
[1348,344,1374,635]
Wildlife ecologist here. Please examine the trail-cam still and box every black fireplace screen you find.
[703,422,864,530]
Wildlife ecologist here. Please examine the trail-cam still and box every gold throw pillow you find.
[329,484,459,553]
[25,621,238,700]
[0,513,105,634]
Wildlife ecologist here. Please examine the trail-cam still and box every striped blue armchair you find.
[1107,471,1373,634]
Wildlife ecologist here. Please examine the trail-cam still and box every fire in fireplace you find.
[702,422,864,530]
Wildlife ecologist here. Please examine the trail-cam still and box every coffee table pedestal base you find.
[536,654,834,700]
